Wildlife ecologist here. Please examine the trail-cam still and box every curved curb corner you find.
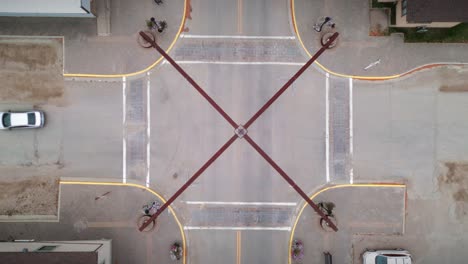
[287,183,406,264]
[289,0,466,81]
[63,0,188,79]
[60,180,187,264]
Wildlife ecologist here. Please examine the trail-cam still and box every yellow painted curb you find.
[288,183,406,264]
[291,0,404,81]
[64,0,188,78]
[60,180,187,264]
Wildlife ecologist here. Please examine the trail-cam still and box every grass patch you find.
[390,23,468,43]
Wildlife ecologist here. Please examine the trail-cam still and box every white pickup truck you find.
[363,249,412,264]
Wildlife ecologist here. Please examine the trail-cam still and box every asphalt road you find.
[1,0,468,263]
[152,0,348,263]
[0,80,122,180]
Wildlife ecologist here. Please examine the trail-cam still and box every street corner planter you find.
[320,215,337,232]
[291,239,304,262]
[137,30,156,48]
[137,215,159,233]
[170,242,183,261]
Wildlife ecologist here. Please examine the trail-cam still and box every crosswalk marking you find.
[123,76,150,184]
[349,77,354,184]
[185,201,296,206]
[184,226,291,231]
[146,72,151,188]
[122,76,127,184]
[325,73,330,183]
[169,61,304,66]
[328,77,351,183]
[180,34,296,40]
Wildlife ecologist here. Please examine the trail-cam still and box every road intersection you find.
[1,0,468,263]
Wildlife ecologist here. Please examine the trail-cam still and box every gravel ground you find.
[0,174,59,217]
[0,37,64,103]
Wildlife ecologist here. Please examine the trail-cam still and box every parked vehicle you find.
[0,110,45,129]
[363,249,412,264]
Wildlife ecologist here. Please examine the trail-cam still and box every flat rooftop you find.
[0,0,92,17]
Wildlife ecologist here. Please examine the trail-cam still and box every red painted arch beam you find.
[243,32,339,129]
[137,31,340,232]
[139,135,238,231]
[243,134,338,231]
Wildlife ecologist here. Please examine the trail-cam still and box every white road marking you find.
[184,226,291,231]
[349,77,354,184]
[185,201,297,206]
[173,61,304,66]
[364,58,381,70]
[146,72,151,188]
[122,76,127,184]
[325,73,330,183]
[180,34,296,40]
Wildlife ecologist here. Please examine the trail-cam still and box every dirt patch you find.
[1,71,64,101]
[437,66,468,92]
[0,37,64,103]
[0,43,58,71]
[439,162,468,221]
[439,162,468,188]
[369,9,389,36]
[440,84,468,92]
[0,175,59,217]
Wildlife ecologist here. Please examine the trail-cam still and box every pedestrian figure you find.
[143,201,161,215]
[150,17,158,30]
[314,16,335,32]
[170,242,183,260]
[149,17,166,33]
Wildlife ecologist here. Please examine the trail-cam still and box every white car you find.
[0,110,45,129]
[363,249,412,264]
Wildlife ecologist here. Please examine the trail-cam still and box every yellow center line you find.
[237,0,243,34]
[236,231,242,264]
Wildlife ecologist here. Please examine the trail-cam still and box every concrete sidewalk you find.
[292,0,468,77]
[0,183,185,263]
[291,186,406,263]
[0,0,185,75]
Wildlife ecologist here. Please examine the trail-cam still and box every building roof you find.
[0,0,93,17]
[0,252,98,264]
[407,0,468,23]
